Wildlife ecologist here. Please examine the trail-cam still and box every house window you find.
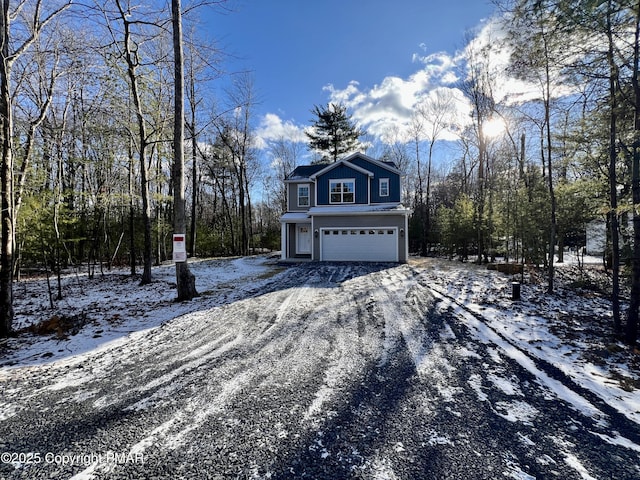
[329,179,355,204]
[379,178,389,197]
[297,184,310,207]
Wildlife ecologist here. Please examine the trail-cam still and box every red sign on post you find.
[173,234,187,262]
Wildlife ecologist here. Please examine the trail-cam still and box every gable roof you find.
[285,152,402,182]
[342,152,402,175]
[309,159,374,180]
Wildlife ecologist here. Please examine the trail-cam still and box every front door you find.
[296,225,312,255]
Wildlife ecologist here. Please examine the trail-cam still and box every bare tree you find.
[416,88,457,256]
[172,0,197,300]
[212,74,258,256]
[104,0,165,285]
[1,0,72,337]
[625,1,640,345]
[604,0,622,335]
[379,127,412,204]
[267,136,303,212]
[460,34,496,264]
[407,112,426,254]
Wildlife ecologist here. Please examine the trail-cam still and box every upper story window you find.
[330,179,355,204]
[297,184,310,207]
[379,178,390,197]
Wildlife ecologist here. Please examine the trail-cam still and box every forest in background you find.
[0,0,639,344]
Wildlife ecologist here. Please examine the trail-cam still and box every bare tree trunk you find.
[0,0,70,336]
[172,0,197,300]
[626,0,640,345]
[425,140,434,256]
[545,99,557,294]
[477,125,487,264]
[0,0,13,337]
[115,0,153,285]
[408,116,425,256]
[128,138,136,276]
[189,98,198,257]
[606,0,621,335]
[541,26,557,294]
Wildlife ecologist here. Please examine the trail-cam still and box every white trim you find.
[404,213,409,263]
[341,152,402,175]
[281,222,287,259]
[308,203,410,216]
[281,212,310,222]
[311,216,315,260]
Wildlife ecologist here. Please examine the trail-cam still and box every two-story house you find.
[280,152,411,263]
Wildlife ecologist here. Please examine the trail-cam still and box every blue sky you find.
[207,1,498,150]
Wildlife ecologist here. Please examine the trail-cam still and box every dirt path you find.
[1,262,639,479]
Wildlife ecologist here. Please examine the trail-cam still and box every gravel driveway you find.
[1,261,639,479]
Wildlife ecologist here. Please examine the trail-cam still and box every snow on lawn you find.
[2,255,280,367]
[411,254,640,428]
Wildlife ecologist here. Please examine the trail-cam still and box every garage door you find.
[320,228,398,262]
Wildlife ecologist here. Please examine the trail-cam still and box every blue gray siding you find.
[314,160,400,205]
[348,157,401,203]
[316,165,370,204]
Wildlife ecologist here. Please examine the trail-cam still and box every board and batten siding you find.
[315,163,401,205]
[316,165,369,205]
[348,157,401,204]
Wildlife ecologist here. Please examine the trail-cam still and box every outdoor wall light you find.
[314,229,319,238]
[400,229,405,237]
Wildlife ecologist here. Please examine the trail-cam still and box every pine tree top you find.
[306,103,364,163]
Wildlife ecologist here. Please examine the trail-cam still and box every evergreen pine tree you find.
[306,103,363,163]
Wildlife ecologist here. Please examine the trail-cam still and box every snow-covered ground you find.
[1,254,639,479]
[415,254,640,427]
[3,256,278,366]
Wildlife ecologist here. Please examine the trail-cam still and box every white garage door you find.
[320,228,398,262]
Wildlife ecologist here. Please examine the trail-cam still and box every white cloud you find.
[413,51,457,79]
[322,51,472,144]
[254,113,307,149]
[463,15,578,105]
[254,13,582,152]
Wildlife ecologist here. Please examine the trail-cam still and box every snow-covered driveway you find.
[1,258,639,479]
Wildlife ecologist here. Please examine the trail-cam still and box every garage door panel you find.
[321,228,397,262]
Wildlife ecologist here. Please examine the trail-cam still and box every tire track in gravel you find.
[424,276,640,434]
[3,262,640,479]
[0,264,336,479]
[265,264,640,480]
[406,268,640,479]
[60,264,377,479]
[257,266,444,479]
[117,264,392,479]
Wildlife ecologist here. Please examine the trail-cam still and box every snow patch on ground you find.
[494,400,539,425]
[2,256,279,367]
[426,269,638,428]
